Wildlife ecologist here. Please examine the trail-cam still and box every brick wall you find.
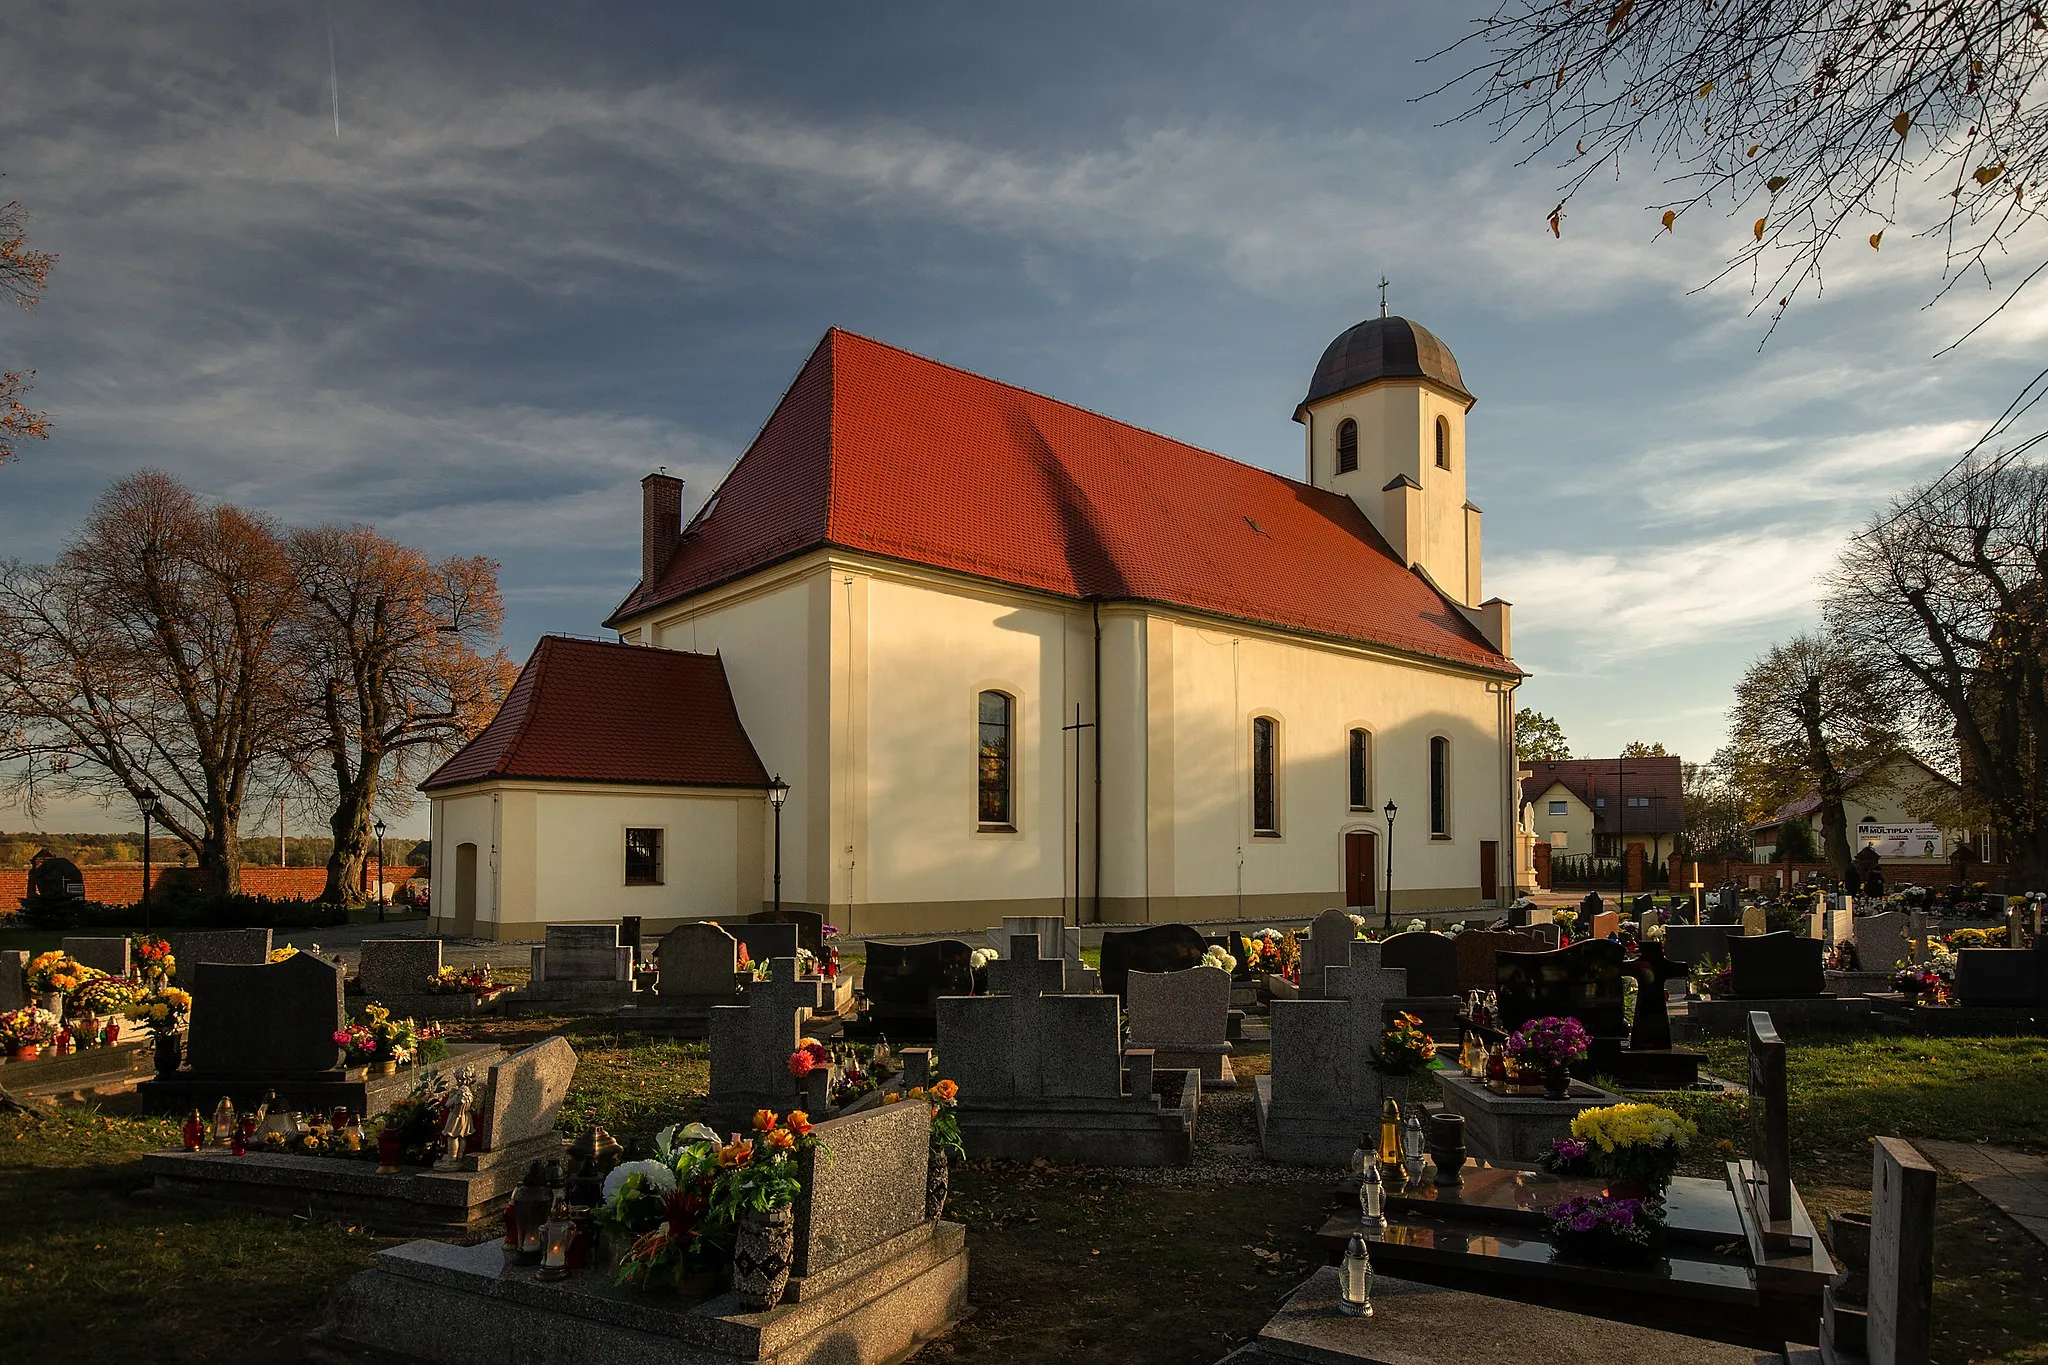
[2,863,424,907]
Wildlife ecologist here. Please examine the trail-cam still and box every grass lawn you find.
[0,1023,2043,1363]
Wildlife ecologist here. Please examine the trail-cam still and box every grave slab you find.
[1126,965,1235,1088]
[62,936,131,978]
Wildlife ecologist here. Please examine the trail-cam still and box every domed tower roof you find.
[1295,315,1472,419]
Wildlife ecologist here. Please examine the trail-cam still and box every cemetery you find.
[0,898,2043,1363]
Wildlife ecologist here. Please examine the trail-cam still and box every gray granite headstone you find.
[357,939,444,999]
[1854,913,1911,974]
[937,971,1123,1103]
[532,925,631,982]
[1260,956,1408,1163]
[707,958,825,1128]
[985,933,1068,997]
[1867,1137,1935,1365]
[478,1036,577,1153]
[185,953,345,1075]
[170,927,273,967]
[655,922,741,999]
[792,1095,932,1278]
[1300,907,1359,999]
[0,950,26,1012]
[61,936,131,977]
[1127,965,1232,1083]
[1377,931,1459,998]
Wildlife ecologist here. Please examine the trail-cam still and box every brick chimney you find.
[640,471,684,591]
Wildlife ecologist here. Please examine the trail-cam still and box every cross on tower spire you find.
[1379,274,1389,318]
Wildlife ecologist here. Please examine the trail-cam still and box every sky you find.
[3,0,2044,839]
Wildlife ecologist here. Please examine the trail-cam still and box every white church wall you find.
[429,790,498,936]
[530,786,760,927]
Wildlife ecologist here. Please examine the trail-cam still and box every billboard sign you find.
[1857,823,1943,859]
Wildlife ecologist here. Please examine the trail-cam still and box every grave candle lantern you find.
[210,1097,237,1147]
[182,1110,205,1151]
[536,1196,573,1281]
[1401,1113,1425,1163]
[1337,1233,1373,1316]
[1377,1098,1401,1165]
[1359,1158,1386,1229]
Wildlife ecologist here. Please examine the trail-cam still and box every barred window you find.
[1337,419,1359,475]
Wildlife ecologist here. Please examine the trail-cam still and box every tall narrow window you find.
[1435,416,1451,470]
[1429,736,1450,836]
[1252,716,1279,835]
[624,828,664,885]
[978,690,1014,828]
[1348,728,1372,810]
[1336,419,1359,475]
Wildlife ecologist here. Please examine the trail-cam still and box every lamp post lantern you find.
[373,818,388,921]
[767,775,790,916]
[137,788,160,934]
[1382,799,1398,930]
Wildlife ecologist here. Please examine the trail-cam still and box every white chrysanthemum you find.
[968,948,997,970]
[602,1159,677,1205]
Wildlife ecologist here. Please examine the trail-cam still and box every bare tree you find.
[1724,632,1898,879]
[285,524,515,905]
[1431,4,2048,342]
[0,190,56,465]
[1826,454,2048,884]
[0,472,297,891]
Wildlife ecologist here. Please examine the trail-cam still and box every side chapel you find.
[423,315,1523,939]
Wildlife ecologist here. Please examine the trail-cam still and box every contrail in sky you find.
[326,7,341,138]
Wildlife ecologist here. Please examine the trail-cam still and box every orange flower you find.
[717,1140,754,1167]
[767,1129,796,1151]
[882,1092,905,1105]
[908,1086,927,1100]
[752,1108,778,1133]
[786,1111,813,1137]
[931,1079,959,1103]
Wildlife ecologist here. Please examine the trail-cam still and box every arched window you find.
[1252,716,1280,835]
[1435,416,1451,470]
[1348,728,1372,810]
[1429,735,1450,836]
[1336,419,1359,475]
[978,691,1014,828]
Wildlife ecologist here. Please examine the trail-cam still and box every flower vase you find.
[732,1206,795,1310]
[153,1030,183,1077]
[1543,1064,1570,1100]
[373,1058,397,1076]
[926,1147,950,1221]
[15,1043,39,1061]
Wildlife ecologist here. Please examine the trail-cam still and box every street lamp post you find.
[767,775,790,916]
[137,788,160,935]
[373,818,388,922]
[1383,799,1398,931]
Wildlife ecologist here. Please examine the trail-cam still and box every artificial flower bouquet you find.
[1689,956,1733,998]
[335,1004,446,1066]
[1505,1016,1590,1071]
[124,986,193,1038]
[1370,1012,1441,1077]
[376,1072,458,1167]
[918,1078,964,1163]
[709,1109,820,1224]
[1199,944,1237,975]
[1890,964,1946,1003]
[424,964,501,998]
[1538,1136,1597,1178]
[27,950,102,999]
[599,1121,729,1292]
[1543,1194,1663,1267]
[1,1005,60,1052]
[787,1038,831,1080]
[1824,941,1861,972]
[130,936,176,986]
[71,974,145,1018]
[1569,1102,1695,1197]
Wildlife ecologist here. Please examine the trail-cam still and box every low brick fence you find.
[2,863,424,906]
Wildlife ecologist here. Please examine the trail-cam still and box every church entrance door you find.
[1480,840,1499,903]
[1343,830,1376,909]
[453,842,477,937]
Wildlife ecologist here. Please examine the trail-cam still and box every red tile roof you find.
[420,636,770,792]
[1521,757,1684,835]
[606,329,1515,674]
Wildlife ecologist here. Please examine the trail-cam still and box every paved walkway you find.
[1917,1139,2048,1249]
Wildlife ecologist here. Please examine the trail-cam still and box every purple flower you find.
[1571,1212,1599,1232]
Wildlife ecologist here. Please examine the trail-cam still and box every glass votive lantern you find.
[1359,1157,1386,1230]
[1402,1113,1426,1162]
[536,1196,573,1282]
[1338,1233,1374,1316]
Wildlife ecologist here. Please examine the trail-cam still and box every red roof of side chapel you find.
[605,329,1515,674]
[420,636,769,791]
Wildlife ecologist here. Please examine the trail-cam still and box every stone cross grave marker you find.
[707,958,825,1131]
[477,1036,577,1154]
[1867,1136,1936,1365]
[357,939,443,1000]
[1746,1010,1792,1226]
[1622,941,1687,1052]
[1299,907,1358,999]
[1854,913,1911,975]
[985,933,1068,998]
[938,936,1123,1103]
[531,924,632,983]
[1259,951,1408,1165]
[170,928,273,967]
[1126,964,1233,1085]
[186,953,346,1076]
[61,936,130,978]
[655,922,740,1000]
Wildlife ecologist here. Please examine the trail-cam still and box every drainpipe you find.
[1092,599,1103,926]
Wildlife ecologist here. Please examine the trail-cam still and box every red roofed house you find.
[1520,756,1685,867]
[423,317,1523,938]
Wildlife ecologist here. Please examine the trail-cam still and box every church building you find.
[421,316,1523,939]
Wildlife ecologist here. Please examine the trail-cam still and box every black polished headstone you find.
[1727,932,1826,999]
[1494,939,1627,1043]
[1622,941,1688,1052]
[1953,948,2041,1008]
[1747,1011,1791,1223]
[749,908,825,955]
[856,939,974,1042]
[186,953,346,1076]
[1378,931,1460,998]
[1099,924,1206,1000]
[726,921,800,966]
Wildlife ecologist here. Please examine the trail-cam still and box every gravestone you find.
[1952,948,2040,1009]
[1098,923,1206,1001]
[1505,898,1535,928]
[985,934,1069,997]
[1126,964,1234,1086]
[516,924,634,1010]
[1866,1137,1935,1365]
[748,908,824,955]
[1727,932,1827,999]
[1621,942,1688,1053]
[170,928,273,967]
[1741,902,1769,937]
[654,922,741,1002]
[791,1096,934,1279]
[185,953,347,1076]
[0,950,25,1012]
[1578,892,1604,921]
[1493,939,1627,1041]
[1712,887,1742,925]
[1524,922,1562,949]
[1297,908,1360,999]
[988,916,1098,992]
[357,939,445,1001]
[706,958,826,1135]
[1589,910,1622,940]
[1853,913,1911,974]
[852,939,974,1042]
[475,1036,577,1155]
[936,937,1195,1164]
[1907,910,1930,964]
[1452,930,1536,996]
[1377,930,1461,1037]
[1744,1011,1795,1232]
[1257,956,1409,1165]
[1665,924,1739,972]
[61,936,130,978]
[727,921,800,966]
